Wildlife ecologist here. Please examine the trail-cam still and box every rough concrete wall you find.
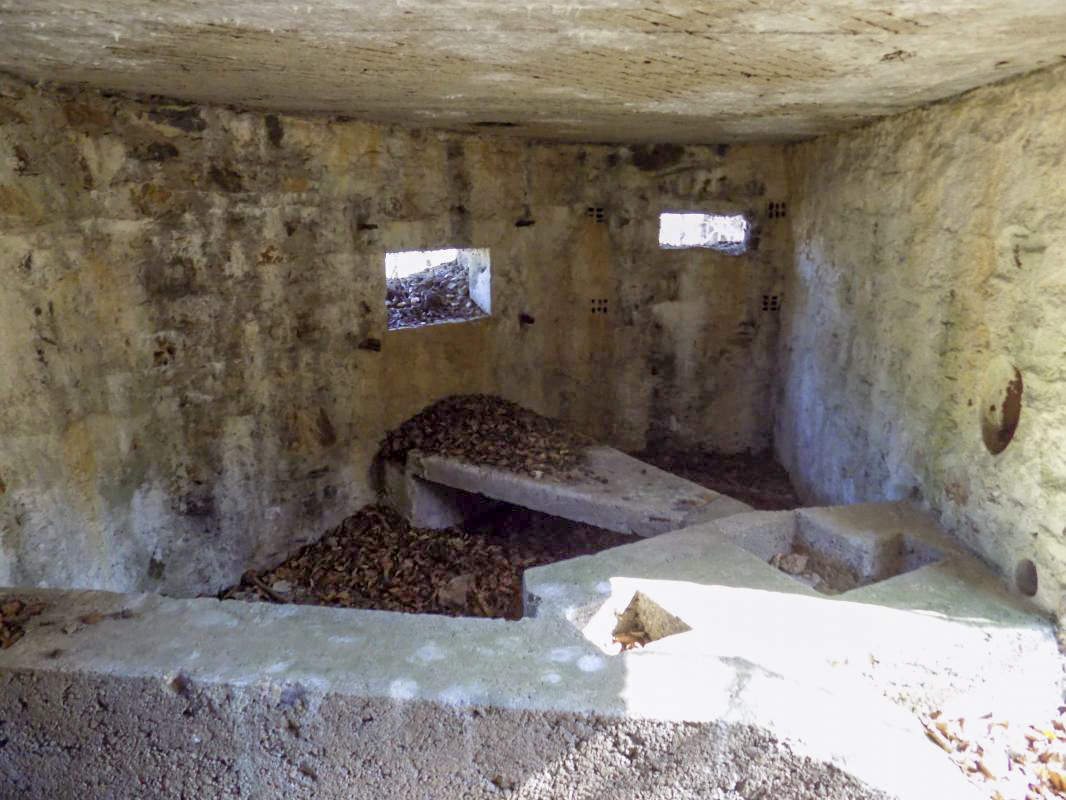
[776,64,1066,615]
[1,670,887,800]
[0,77,787,596]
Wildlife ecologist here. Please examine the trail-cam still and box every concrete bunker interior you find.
[3,3,1066,798]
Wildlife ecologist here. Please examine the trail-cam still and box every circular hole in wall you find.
[1015,558,1039,597]
[978,357,1023,455]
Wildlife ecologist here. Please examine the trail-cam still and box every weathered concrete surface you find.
[0,74,788,596]
[407,446,752,535]
[3,503,1047,797]
[0,583,983,800]
[776,62,1066,617]
[526,503,1063,723]
[721,502,951,586]
[382,458,501,530]
[3,3,1066,143]
[795,503,948,583]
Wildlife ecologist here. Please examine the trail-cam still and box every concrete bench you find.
[384,445,753,534]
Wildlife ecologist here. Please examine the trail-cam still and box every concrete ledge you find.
[3,502,1053,799]
[407,446,752,536]
[0,587,980,800]
[796,503,965,582]
[525,503,1062,721]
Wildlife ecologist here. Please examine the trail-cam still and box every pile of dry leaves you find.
[387,260,486,330]
[1,597,46,649]
[922,707,1066,799]
[380,394,591,479]
[220,504,637,618]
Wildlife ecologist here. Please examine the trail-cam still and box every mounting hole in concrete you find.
[1015,558,1038,597]
[979,357,1023,455]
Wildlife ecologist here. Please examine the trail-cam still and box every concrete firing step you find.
[400,445,753,535]
[0,586,983,800]
[524,502,1063,724]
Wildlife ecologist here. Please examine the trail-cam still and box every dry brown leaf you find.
[613,631,650,652]
[1048,768,1066,791]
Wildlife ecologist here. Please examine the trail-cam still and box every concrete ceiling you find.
[2,1,1066,144]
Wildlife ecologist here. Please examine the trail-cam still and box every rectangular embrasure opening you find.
[386,247,491,330]
[658,212,751,254]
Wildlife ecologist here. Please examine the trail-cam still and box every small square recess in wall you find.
[385,248,491,331]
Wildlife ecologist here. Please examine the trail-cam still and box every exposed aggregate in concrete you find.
[0,669,892,800]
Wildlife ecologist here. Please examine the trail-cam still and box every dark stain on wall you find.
[141,257,199,300]
[265,115,284,148]
[148,106,207,133]
[208,164,244,193]
[317,408,338,448]
[139,142,180,162]
[630,144,685,171]
[445,140,472,242]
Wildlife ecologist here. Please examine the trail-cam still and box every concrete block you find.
[797,503,950,582]
[381,459,499,529]
[460,248,492,315]
[2,502,1051,798]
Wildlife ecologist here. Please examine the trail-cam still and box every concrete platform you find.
[0,501,1057,799]
[2,587,978,800]
[525,502,1063,722]
[389,445,753,534]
